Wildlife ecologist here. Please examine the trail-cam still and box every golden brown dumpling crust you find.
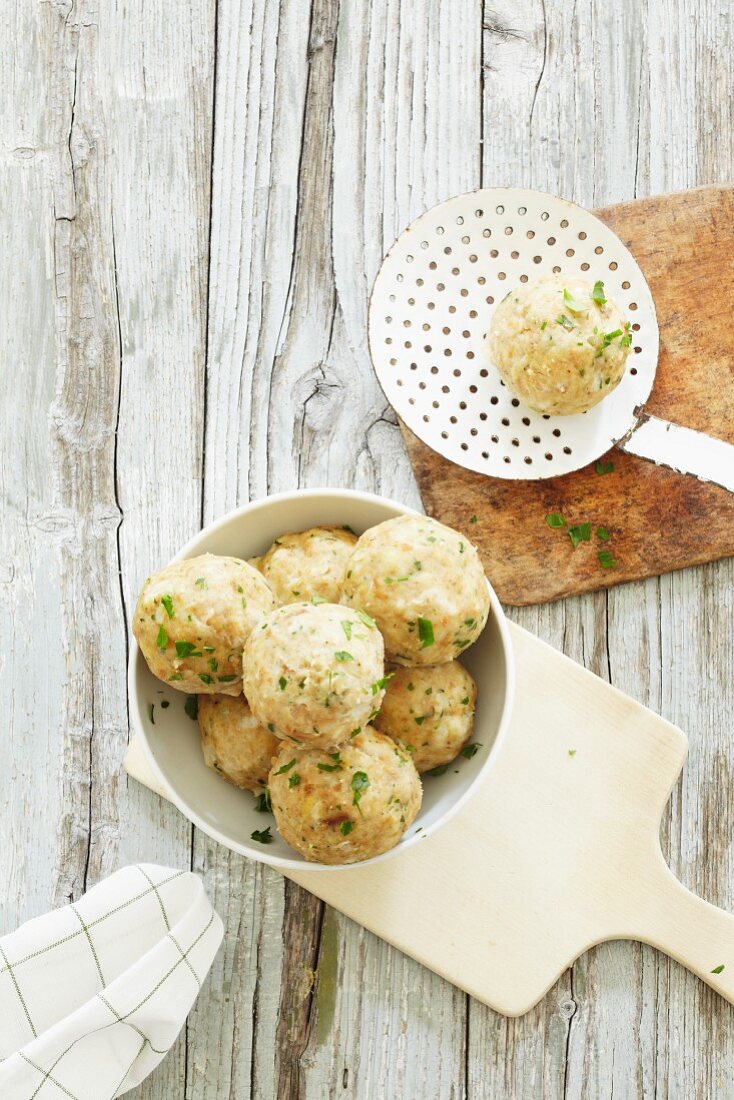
[269,729,421,864]
[198,693,280,791]
[257,526,357,605]
[133,554,276,695]
[486,274,631,415]
[373,662,477,772]
[341,515,489,665]
[242,602,386,750]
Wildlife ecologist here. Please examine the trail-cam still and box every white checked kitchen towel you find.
[0,864,223,1098]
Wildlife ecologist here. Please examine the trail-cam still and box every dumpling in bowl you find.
[268,728,421,864]
[198,693,280,791]
[340,515,489,665]
[242,601,387,750]
[133,554,276,694]
[256,526,357,605]
[373,661,477,773]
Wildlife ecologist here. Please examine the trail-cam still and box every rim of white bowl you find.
[128,488,516,872]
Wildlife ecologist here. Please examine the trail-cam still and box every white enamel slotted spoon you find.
[369,188,734,492]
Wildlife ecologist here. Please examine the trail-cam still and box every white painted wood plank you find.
[0,1,70,933]
[1,2,214,1097]
[184,3,309,1096]
[300,2,482,1095]
[103,0,216,1094]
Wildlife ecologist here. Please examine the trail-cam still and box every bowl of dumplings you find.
[128,490,514,870]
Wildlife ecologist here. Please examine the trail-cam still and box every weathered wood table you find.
[3,2,733,1096]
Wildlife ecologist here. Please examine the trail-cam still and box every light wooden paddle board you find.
[125,621,734,1017]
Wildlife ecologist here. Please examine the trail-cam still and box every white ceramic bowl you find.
[128,489,515,872]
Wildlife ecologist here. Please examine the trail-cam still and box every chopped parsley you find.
[250,827,272,845]
[168,673,183,682]
[335,651,353,662]
[341,621,352,641]
[340,820,354,836]
[596,526,611,542]
[218,674,237,683]
[351,771,370,811]
[371,673,394,695]
[275,758,296,775]
[184,696,198,721]
[546,513,566,529]
[161,594,174,619]
[147,703,155,724]
[199,673,213,684]
[425,764,449,777]
[568,523,592,549]
[596,328,624,356]
[288,773,301,788]
[563,288,588,314]
[357,609,376,629]
[254,789,272,813]
[175,640,200,659]
[555,314,575,331]
[418,617,435,649]
[595,459,615,475]
[349,727,362,738]
[317,761,342,772]
[156,624,168,649]
[598,549,616,569]
[712,964,725,974]
[414,716,426,726]
[568,748,577,757]
[591,280,607,306]
[460,742,482,759]
[311,595,328,605]
[278,676,287,691]
[195,577,208,589]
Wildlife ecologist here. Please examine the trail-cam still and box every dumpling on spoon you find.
[486,274,632,415]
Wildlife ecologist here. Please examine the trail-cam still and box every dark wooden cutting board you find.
[401,185,734,605]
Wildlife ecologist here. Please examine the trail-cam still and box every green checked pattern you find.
[0,864,223,1098]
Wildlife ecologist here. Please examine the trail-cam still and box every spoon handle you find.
[621,412,734,492]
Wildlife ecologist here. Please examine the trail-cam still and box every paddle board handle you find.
[621,413,734,493]
[630,853,734,1003]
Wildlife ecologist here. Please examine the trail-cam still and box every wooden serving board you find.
[125,622,734,1018]
[402,185,734,605]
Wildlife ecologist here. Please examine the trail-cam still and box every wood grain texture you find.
[3,0,734,1098]
[401,184,734,606]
